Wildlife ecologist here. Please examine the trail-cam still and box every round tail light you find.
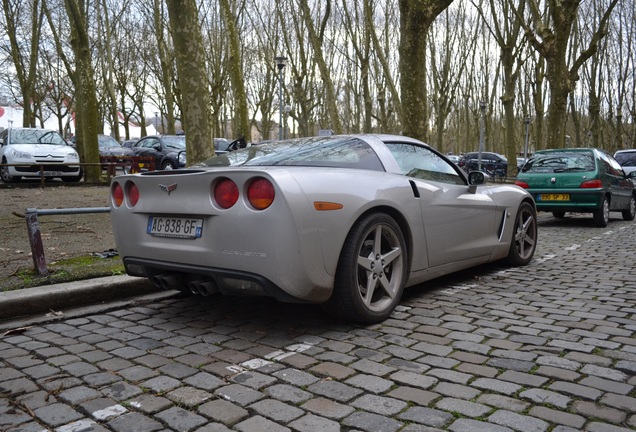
[112,182,124,207]
[127,181,140,207]
[514,180,529,189]
[214,178,239,209]
[248,178,275,210]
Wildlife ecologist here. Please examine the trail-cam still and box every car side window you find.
[599,151,622,176]
[142,139,158,149]
[387,143,465,185]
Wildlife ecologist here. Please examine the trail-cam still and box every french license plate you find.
[42,171,62,176]
[147,216,203,239]
[538,193,570,201]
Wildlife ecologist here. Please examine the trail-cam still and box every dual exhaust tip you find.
[150,273,218,296]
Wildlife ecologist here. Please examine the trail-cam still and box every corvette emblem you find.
[159,184,177,195]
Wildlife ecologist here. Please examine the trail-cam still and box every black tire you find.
[593,196,610,227]
[552,211,566,219]
[161,160,176,170]
[323,213,407,324]
[505,201,538,266]
[0,160,20,183]
[622,195,636,221]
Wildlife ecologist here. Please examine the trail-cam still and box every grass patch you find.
[1,254,125,292]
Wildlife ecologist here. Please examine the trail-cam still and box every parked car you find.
[121,139,138,149]
[515,148,636,227]
[110,134,538,323]
[614,149,636,175]
[458,151,508,180]
[214,138,231,155]
[447,154,460,164]
[130,135,186,170]
[0,127,82,183]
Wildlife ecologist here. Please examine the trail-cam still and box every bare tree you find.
[1,0,43,127]
[165,0,214,164]
[399,0,454,142]
[297,0,342,133]
[218,0,250,140]
[513,0,619,149]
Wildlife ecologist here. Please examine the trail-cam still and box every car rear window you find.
[198,136,385,171]
[522,150,596,173]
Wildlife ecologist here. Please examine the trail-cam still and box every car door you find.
[602,151,632,208]
[388,143,500,268]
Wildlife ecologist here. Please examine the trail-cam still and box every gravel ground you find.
[0,182,115,279]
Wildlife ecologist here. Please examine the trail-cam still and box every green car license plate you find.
[147,216,203,239]
[538,193,570,201]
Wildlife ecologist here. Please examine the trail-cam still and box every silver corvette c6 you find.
[110,134,538,323]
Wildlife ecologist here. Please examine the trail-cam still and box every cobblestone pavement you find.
[1,212,636,432]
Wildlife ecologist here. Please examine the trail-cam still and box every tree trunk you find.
[166,0,214,163]
[65,0,102,183]
[298,0,342,134]
[153,0,176,135]
[398,0,453,141]
[218,0,250,139]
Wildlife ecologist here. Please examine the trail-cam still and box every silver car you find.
[110,134,538,323]
[615,149,636,176]
[0,127,82,183]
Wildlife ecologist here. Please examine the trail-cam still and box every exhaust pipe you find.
[187,279,219,296]
[152,274,182,291]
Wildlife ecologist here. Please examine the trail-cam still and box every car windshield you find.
[196,136,385,171]
[98,136,121,148]
[162,136,186,150]
[522,150,596,173]
[10,129,67,145]
[615,151,636,167]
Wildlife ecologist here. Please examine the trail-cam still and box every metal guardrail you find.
[0,156,155,187]
[25,207,111,275]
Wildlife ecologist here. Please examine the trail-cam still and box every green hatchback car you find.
[515,148,636,227]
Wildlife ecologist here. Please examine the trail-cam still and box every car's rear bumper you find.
[529,188,605,212]
[122,256,330,303]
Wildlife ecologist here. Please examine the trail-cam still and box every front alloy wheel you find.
[0,161,19,183]
[324,213,407,323]
[506,202,537,266]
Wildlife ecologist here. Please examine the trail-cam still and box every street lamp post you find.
[154,112,158,135]
[274,56,287,140]
[523,116,531,162]
[478,101,487,171]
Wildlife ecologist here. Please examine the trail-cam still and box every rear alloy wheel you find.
[593,196,610,227]
[622,195,636,221]
[552,211,566,219]
[324,213,407,323]
[506,202,537,266]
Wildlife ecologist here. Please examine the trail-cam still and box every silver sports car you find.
[110,134,537,323]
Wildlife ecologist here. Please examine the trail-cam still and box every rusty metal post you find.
[25,208,48,275]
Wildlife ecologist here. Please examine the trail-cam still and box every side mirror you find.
[468,171,487,185]
[152,143,161,151]
[0,138,4,146]
[628,171,636,179]
[467,171,488,194]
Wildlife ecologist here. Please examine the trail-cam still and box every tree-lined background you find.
[0,0,633,181]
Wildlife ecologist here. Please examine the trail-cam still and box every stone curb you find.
[0,275,161,322]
